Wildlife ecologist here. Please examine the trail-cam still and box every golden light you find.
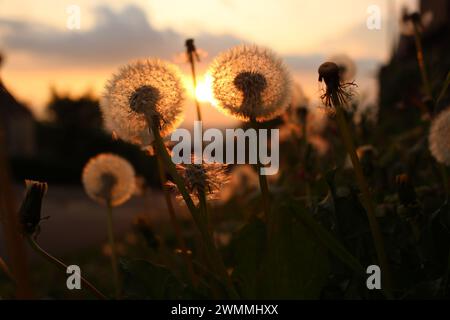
[183,73,217,106]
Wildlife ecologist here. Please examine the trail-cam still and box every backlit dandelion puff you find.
[168,162,229,205]
[429,108,450,165]
[82,153,135,207]
[101,59,185,146]
[208,45,291,122]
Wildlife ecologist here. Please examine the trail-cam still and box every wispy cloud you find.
[0,4,379,71]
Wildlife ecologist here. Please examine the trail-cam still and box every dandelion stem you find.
[154,151,197,286]
[149,120,239,298]
[25,235,106,300]
[106,204,121,299]
[186,41,202,122]
[333,100,393,292]
[412,22,433,104]
[251,119,272,235]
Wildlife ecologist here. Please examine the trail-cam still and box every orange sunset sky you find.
[0,0,417,127]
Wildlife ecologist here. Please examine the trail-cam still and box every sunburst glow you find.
[184,73,217,106]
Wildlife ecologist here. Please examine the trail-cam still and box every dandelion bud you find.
[82,153,135,207]
[19,180,48,236]
[208,45,291,122]
[429,108,450,165]
[101,59,185,146]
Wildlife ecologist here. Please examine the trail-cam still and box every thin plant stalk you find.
[187,43,202,122]
[149,120,238,298]
[0,125,33,298]
[333,100,393,292]
[25,235,106,300]
[250,119,272,234]
[412,22,433,102]
[198,189,212,235]
[106,204,121,299]
[155,151,197,286]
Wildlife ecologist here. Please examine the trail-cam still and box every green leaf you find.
[120,259,185,299]
[290,201,365,276]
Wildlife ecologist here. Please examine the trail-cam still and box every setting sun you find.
[183,73,216,106]
[195,74,215,105]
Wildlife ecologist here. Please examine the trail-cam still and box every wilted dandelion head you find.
[328,54,356,82]
[169,161,229,204]
[101,59,185,146]
[429,108,450,165]
[208,45,291,122]
[82,153,135,207]
[318,61,356,110]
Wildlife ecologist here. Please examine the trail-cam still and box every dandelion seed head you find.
[329,54,356,82]
[209,45,291,122]
[82,153,135,207]
[318,62,340,89]
[169,162,229,204]
[101,59,185,146]
[318,61,356,110]
[429,108,450,165]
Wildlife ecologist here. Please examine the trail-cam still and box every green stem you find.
[149,120,238,299]
[155,151,197,286]
[106,204,121,299]
[334,101,393,293]
[412,22,433,103]
[188,51,202,122]
[26,235,106,300]
[250,119,272,234]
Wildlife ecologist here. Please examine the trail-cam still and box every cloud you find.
[0,4,379,73]
[0,5,246,67]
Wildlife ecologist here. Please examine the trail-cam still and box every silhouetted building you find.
[0,54,36,157]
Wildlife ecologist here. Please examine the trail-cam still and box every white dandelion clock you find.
[82,153,136,207]
[208,45,291,122]
[429,108,450,165]
[101,59,185,146]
